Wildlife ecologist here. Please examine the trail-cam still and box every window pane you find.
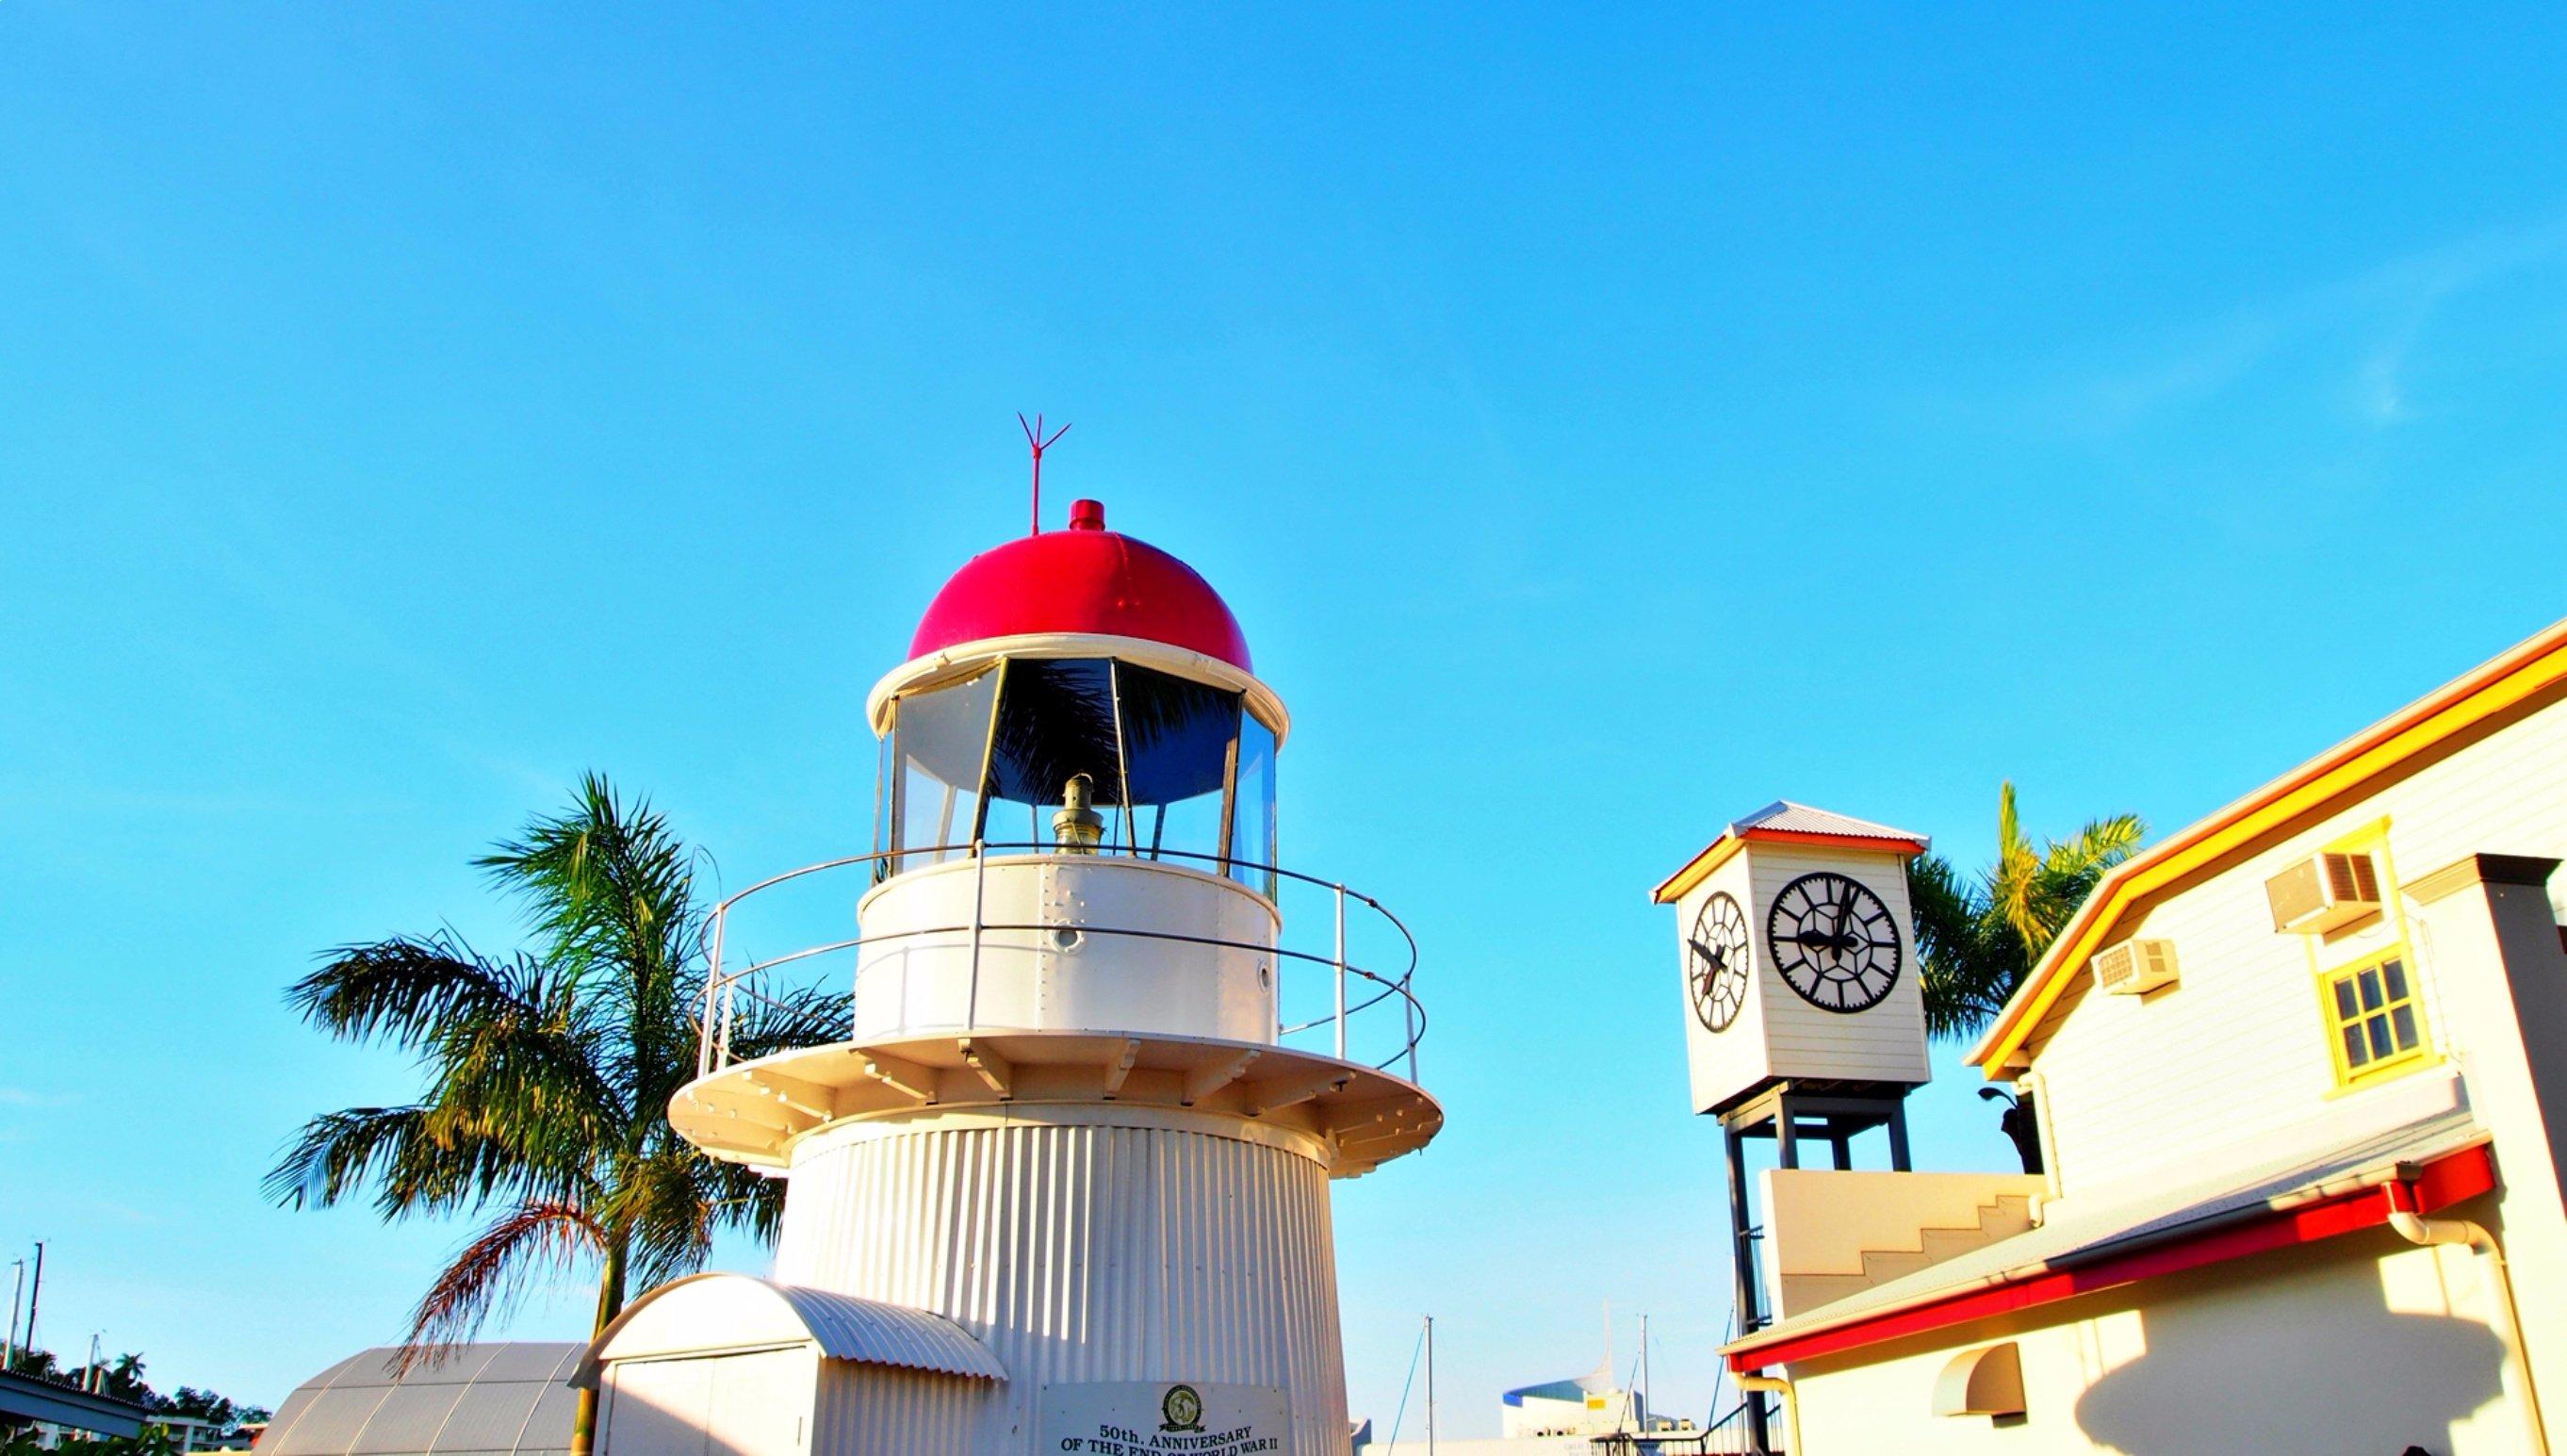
[2382,958,2410,1001]
[2333,979,2359,1020]
[988,659,1126,851]
[1117,662,1239,867]
[1230,709,1279,896]
[875,732,893,854]
[2366,1015,2395,1060]
[2359,970,2385,1012]
[2343,1024,2369,1068]
[892,667,999,869]
[2390,1004,2419,1052]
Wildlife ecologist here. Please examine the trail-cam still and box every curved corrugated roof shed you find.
[575,1274,1005,1384]
[256,1343,580,1456]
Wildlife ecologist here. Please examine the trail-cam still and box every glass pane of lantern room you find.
[1232,708,1278,896]
[987,659,1128,852]
[1117,663,1240,871]
[891,666,998,871]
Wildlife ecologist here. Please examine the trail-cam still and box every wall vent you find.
[2090,939,2179,995]
[2265,851,2383,934]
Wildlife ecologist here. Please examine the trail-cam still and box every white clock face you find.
[1687,892,1750,1033]
[1765,871,1902,1013]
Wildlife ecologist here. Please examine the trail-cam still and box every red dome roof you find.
[909,499,1252,671]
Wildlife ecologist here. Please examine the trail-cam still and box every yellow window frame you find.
[2306,820,2436,1090]
[2318,946,2432,1088]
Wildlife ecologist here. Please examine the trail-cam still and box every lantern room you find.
[847,499,1293,1045]
[869,652,1280,890]
[867,498,1283,883]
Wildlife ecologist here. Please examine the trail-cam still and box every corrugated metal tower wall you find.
[775,1108,1348,1455]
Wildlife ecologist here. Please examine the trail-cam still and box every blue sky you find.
[6,1,2567,1434]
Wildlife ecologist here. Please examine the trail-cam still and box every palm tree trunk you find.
[568,1235,631,1456]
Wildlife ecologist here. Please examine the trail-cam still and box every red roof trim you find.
[1727,1142,2496,1373]
[1740,827,1932,857]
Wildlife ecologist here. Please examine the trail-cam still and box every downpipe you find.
[1735,1374,1804,1455]
[2387,1172,2548,1456]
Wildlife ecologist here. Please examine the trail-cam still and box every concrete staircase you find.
[1777,1192,2036,1315]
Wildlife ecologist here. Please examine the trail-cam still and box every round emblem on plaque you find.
[1161,1384,1204,1433]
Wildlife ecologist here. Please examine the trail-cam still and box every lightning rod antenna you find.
[1019,412,1072,535]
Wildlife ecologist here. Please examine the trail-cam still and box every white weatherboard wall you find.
[773,1106,1346,1455]
[1677,843,1929,1115]
[1783,1232,2526,1454]
[2024,695,2567,1205]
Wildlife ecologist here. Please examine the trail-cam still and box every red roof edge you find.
[1740,826,1932,858]
[1727,1141,2497,1374]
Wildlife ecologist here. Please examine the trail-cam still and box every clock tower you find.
[1652,802,1932,1452]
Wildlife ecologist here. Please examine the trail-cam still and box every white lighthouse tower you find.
[579,495,1441,1456]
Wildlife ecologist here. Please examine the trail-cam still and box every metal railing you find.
[695,840,1425,1084]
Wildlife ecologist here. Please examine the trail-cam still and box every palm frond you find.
[599,1149,727,1291]
[265,1105,433,1211]
[479,773,699,983]
[1914,785,2146,1043]
[401,1199,605,1365]
[2060,813,2147,868]
[283,775,784,1356]
[286,937,546,1052]
[725,983,849,1064]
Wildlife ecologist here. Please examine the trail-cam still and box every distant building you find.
[151,1414,249,1452]
[1692,619,2567,1453]
[1357,1355,1711,1454]
[1500,1365,1639,1439]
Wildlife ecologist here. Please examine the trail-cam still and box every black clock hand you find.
[1690,937,1725,968]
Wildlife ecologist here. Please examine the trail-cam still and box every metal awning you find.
[0,1369,152,1437]
[576,1274,1006,1385]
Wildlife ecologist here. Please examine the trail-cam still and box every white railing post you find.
[967,839,988,1030]
[701,906,728,1077]
[717,978,736,1070]
[1333,884,1349,1061]
[1405,980,1419,1083]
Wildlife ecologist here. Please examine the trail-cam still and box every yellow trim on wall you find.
[1970,618,2567,1075]
[1653,834,1748,906]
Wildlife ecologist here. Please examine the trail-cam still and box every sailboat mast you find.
[1424,1314,1437,1454]
[1640,1313,1651,1430]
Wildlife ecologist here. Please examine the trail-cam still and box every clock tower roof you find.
[1652,801,1929,906]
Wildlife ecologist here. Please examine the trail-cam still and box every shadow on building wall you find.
[2074,1290,2506,1456]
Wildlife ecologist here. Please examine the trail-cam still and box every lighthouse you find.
[579,494,1442,1456]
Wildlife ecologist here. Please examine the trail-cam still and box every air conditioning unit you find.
[2091,938,2179,995]
[2265,851,2383,934]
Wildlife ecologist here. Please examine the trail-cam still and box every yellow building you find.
[1706,619,2567,1454]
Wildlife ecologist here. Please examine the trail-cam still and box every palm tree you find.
[1908,782,2145,1172]
[268,775,841,1456]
